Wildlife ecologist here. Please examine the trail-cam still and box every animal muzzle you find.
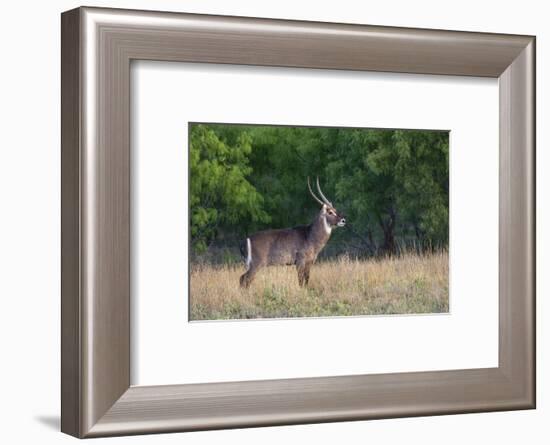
[337,218,346,227]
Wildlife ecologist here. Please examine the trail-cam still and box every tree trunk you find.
[378,207,396,256]
[382,226,396,255]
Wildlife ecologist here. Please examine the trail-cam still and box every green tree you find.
[189,125,269,253]
[328,128,448,254]
[189,123,449,259]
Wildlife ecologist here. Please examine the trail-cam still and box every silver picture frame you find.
[61,6,535,438]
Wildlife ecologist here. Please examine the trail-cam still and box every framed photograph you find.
[186,123,450,321]
[61,6,535,438]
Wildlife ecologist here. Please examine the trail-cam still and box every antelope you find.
[239,177,346,288]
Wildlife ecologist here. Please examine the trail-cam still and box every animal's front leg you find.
[302,263,311,286]
[296,258,312,287]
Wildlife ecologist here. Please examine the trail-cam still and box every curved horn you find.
[316,177,332,206]
[308,177,325,207]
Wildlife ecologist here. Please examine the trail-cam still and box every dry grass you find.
[190,251,448,320]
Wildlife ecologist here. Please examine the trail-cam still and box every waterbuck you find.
[239,178,346,288]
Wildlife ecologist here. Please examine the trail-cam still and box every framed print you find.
[61,6,535,438]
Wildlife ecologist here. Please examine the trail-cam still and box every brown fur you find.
[240,205,345,287]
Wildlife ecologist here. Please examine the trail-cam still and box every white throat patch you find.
[322,215,332,235]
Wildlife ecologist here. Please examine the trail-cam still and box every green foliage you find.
[190,125,269,252]
[189,123,449,257]
[328,128,449,253]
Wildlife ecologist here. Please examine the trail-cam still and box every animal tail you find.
[239,238,252,270]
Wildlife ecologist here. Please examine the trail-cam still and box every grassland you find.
[189,251,448,320]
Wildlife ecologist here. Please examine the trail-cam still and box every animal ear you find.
[321,204,328,213]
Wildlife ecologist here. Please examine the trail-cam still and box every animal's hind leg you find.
[240,265,260,288]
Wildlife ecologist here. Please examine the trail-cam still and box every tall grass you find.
[190,251,448,320]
